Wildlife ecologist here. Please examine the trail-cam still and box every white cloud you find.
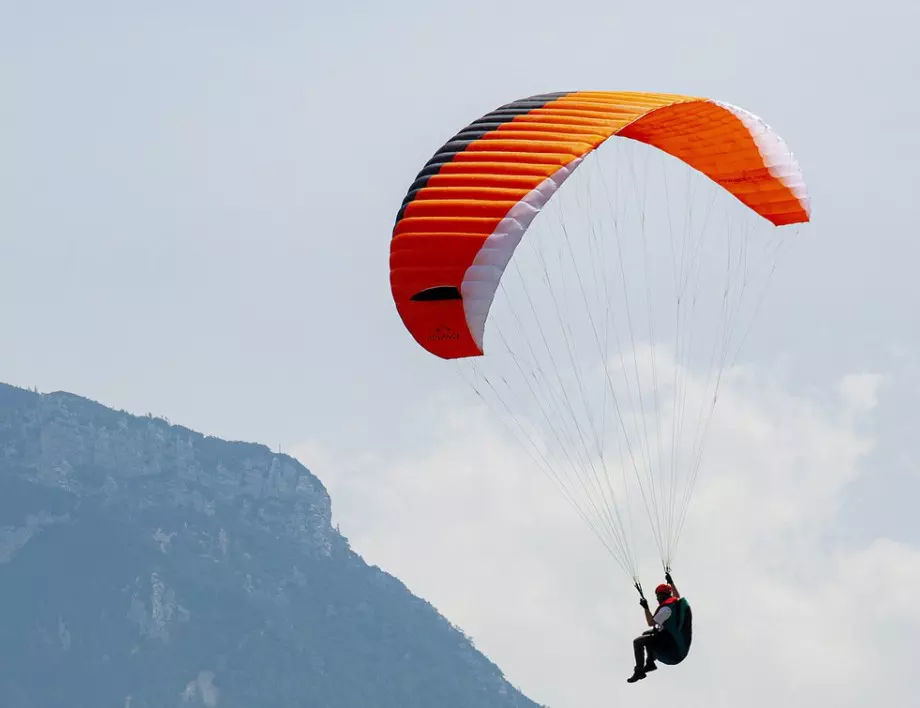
[294,365,916,708]
[838,373,885,414]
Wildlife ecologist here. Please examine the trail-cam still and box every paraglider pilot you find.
[628,572,692,683]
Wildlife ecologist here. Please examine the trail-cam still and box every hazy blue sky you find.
[4,1,919,705]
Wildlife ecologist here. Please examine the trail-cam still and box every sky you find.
[3,0,919,706]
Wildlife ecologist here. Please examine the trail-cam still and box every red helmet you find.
[655,583,673,596]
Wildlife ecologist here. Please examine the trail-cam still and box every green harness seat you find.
[651,598,692,666]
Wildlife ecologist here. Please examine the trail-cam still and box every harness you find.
[652,597,692,665]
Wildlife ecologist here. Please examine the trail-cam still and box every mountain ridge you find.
[0,381,544,708]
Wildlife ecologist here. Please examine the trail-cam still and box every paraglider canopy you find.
[391,91,809,361]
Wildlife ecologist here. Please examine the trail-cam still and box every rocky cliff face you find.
[0,383,541,708]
